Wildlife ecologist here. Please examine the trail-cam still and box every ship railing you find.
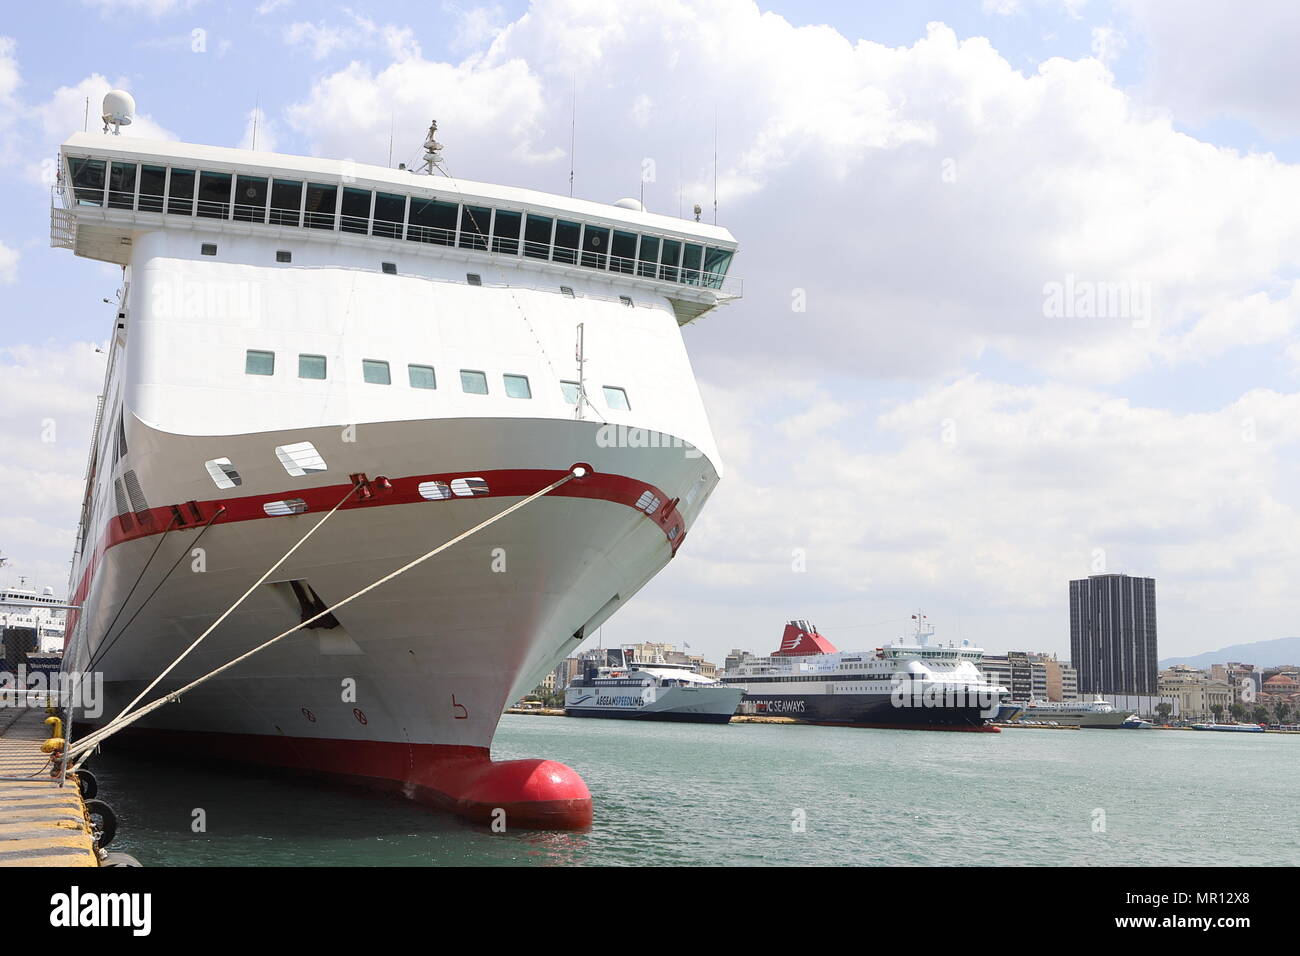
[50,184,742,300]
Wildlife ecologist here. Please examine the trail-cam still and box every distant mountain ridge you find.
[1160,636,1300,670]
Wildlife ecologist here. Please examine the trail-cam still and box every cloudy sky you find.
[2,0,1298,664]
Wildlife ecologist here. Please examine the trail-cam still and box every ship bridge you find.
[50,133,740,325]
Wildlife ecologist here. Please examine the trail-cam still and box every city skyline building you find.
[1069,573,1159,696]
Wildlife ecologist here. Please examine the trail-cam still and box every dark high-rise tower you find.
[1069,574,1158,695]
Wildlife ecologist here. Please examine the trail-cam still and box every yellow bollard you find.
[41,737,66,754]
[44,716,63,739]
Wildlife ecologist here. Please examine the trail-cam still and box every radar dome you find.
[613,198,644,211]
[101,90,136,132]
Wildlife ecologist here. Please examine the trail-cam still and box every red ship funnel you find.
[772,620,837,656]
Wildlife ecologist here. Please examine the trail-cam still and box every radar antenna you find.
[101,90,136,136]
[418,120,445,175]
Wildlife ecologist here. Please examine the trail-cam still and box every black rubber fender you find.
[76,769,98,800]
[84,798,117,848]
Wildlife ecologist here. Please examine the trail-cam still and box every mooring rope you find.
[66,469,580,760]
[109,483,361,725]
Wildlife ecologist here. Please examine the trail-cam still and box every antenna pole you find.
[83,97,88,132]
[251,92,259,151]
[713,109,718,225]
[568,75,576,197]
[574,323,590,421]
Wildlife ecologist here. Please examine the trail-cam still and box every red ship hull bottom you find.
[90,727,593,830]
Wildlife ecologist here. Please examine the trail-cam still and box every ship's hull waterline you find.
[69,416,717,828]
[739,693,1002,732]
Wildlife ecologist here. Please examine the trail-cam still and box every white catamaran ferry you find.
[1019,697,1135,728]
[54,93,739,828]
[564,654,742,723]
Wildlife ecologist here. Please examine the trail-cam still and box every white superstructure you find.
[53,105,740,827]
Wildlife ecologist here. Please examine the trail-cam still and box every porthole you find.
[417,480,452,500]
[450,477,489,497]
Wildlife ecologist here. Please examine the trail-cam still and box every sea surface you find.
[93,716,1299,866]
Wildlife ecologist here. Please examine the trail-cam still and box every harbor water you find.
[92,716,1297,866]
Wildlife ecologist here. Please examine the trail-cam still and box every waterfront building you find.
[1262,672,1300,697]
[978,651,1076,702]
[1042,657,1077,701]
[725,648,757,672]
[1210,662,1262,705]
[1158,666,1234,719]
[1069,573,1158,696]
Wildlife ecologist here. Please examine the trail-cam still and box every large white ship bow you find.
[54,130,740,828]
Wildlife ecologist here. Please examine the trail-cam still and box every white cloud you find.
[0,241,18,284]
[30,73,176,143]
[666,372,1300,660]
[285,54,559,169]
[284,21,350,60]
[238,106,278,152]
[0,341,106,594]
[285,11,421,61]
[282,1,1300,387]
[442,2,507,52]
[80,0,202,14]
[1118,0,1300,139]
[1089,25,1125,62]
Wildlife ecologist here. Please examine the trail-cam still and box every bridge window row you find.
[67,157,734,289]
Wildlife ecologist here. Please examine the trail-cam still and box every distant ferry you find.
[0,582,68,654]
[565,656,742,723]
[1019,697,1134,728]
[1191,722,1265,733]
[721,616,1009,732]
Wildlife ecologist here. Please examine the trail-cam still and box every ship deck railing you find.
[50,184,743,305]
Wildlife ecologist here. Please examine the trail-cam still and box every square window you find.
[603,385,630,410]
[298,354,326,379]
[275,441,327,476]
[467,273,482,286]
[204,458,242,489]
[363,359,391,385]
[245,350,274,375]
[560,286,575,298]
[382,262,397,275]
[503,374,531,399]
[276,250,292,263]
[201,243,217,256]
[620,296,633,307]
[460,370,488,394]
[408,364,436,389]
[560,381,580,404]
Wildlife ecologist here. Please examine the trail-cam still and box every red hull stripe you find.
[67,465,687,638]
[88,725,594,830]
